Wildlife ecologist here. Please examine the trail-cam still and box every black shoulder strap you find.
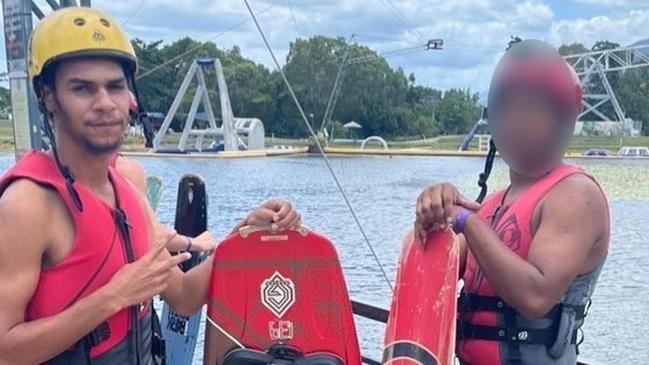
[151,306,166,365]
[477,139,497,204]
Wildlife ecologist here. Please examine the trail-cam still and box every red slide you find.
[384,230,460,365]
[206,226,361,365]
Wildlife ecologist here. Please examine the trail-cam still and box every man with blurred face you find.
[413,40,609,365]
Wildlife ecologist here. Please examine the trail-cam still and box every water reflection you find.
[0,154,646,364]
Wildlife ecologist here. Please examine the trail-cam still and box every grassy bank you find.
[1,118,648,155]
[0,118,14,152]
[321,135,649,153]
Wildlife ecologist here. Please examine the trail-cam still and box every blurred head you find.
[487,39,582,177]
[29,7,137,155]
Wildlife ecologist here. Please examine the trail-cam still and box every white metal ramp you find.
[153,58,239,152]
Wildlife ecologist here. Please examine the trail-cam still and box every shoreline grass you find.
[1,118,648,155]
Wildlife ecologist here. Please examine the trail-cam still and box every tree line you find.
[131,36,481,139]
[1,36,646,138]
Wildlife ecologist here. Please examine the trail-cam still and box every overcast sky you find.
[6,0,649,96]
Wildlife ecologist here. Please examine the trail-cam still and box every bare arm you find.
[116,156,216,252]
[115,156,147,195]
[125,178,209,316]
[0,179,191,364]
[462,175,608,320]
[116,158,214,315]
[0,181,121,365]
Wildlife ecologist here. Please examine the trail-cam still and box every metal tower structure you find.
[319,35,355,135]
[318,38,443,136]
[2,0,90,160]
[153,58,241,152]
[564,44,649,134]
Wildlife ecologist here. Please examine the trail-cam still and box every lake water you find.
[1,154,647,364]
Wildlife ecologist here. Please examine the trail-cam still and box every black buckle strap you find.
[458,293,509,313]
[458,293,587,321]
[83,321,110,348]
[503,305,523,365]
[458,321,560,346]
[458,292,587,360]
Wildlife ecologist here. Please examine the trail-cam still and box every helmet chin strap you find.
[39,100,84,212]
[128,75,155,148]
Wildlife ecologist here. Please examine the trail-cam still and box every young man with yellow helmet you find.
[0,7,301,364]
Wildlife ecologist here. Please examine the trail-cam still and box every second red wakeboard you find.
[383,229,460,365]
[207,226,361,365]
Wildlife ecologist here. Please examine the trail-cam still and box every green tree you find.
[434,89,481,135]
[0,87,11,113]
[617,67,649,134]
[131,35,486,140]
[559,42,589,60]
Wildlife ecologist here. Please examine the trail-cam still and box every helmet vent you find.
[100,18,110,27]
[73,18,86,26]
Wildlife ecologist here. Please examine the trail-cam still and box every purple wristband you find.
[453,208,472,234]
[185,236,193,252]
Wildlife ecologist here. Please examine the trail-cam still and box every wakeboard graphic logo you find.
[261,271,296,318]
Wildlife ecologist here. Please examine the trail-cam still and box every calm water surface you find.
[1,154,647,364]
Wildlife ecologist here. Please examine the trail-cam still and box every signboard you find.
[9,79,30,152]
[4,0,27,68]
[3,0,43,160]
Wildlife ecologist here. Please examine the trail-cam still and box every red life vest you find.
[457,164,608,365]
[0,151,151,361]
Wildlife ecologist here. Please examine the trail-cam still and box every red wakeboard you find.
[207,225,361,365]
[383,229,460,365]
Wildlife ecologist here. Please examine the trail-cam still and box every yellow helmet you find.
[29,7,137,89]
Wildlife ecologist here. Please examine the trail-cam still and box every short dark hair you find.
[38,56,133,94]
[38,60,60,93]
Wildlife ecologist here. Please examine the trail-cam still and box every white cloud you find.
[550,9,649,47]
[512,1,555,30]
[573,0,648,5]
[9,0,649,94]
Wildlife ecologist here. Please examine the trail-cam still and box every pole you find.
[3,0,44,160]
[44,0,60,11]
[31,2,45,19]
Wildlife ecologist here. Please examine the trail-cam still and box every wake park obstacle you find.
[153,58,265,153]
